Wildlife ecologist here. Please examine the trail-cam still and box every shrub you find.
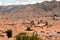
[26,27,32,31]
[16,32,42,40]
[5,30,12,38]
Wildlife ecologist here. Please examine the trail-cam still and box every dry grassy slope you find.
[13,5,46,18]
[33,1,60,16]
[10,1,60,18]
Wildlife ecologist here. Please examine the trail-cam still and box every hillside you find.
[0,1,60,21]
[0,1,60,40]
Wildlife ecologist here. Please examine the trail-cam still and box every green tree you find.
[26,27,32,31]
[5,30,12,38]
[16,32,42,40]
